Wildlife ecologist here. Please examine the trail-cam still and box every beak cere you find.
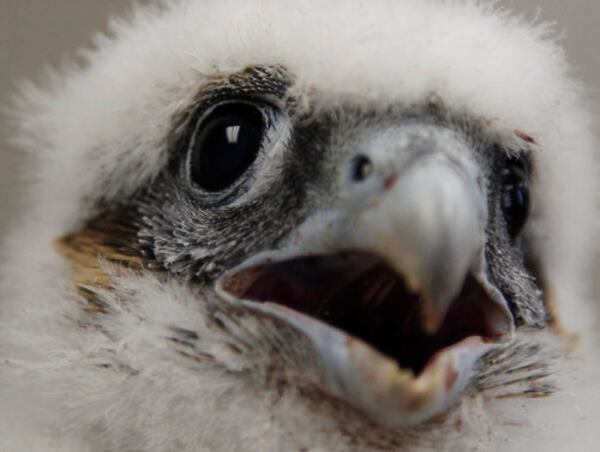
[217,140,514,426]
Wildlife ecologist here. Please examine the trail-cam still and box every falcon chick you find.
[1,1,599,451]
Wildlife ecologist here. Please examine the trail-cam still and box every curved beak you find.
[346,157,487,333]
[255,145,494,335]
[216,125,513,426]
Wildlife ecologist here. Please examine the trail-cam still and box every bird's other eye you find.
[501,155,530,239]
[189,102,267,192]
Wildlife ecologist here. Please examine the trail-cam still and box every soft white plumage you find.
[1,1,599,451]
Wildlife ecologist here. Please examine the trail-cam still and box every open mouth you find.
[220,251,509,376]
[217,250,513,426]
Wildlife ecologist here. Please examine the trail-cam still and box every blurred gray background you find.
[0,0,598,236]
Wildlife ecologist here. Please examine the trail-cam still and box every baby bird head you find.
[3,1,598,451]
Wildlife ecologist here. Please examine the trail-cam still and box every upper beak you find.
[269,134,491,335]
[344,156,487,333]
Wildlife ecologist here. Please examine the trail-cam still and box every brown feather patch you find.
[53,213,154,313]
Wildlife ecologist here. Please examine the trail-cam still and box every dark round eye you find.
[501,156,530,239]
[189,102,266,191]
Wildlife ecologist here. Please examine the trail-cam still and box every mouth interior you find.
[221,252,506,375]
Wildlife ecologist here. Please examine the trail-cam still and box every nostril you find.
[351,155,374,182]
[384,173,399,190]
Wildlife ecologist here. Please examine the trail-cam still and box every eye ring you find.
[187,101,270,192]
[500,155,531,240]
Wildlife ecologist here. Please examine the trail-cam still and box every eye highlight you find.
[189,102,267,192]
[500,155,530,240]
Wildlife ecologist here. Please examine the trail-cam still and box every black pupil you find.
[501,156,530,239]
[190,103,265,191]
